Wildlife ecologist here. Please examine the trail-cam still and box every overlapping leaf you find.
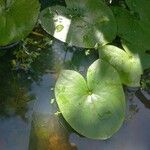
[39,0,117,48]
[99,45,143,87]
[122,40,150,70]
[112,6,150,70]
[112,7,150,50]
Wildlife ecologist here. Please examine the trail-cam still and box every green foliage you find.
[0,0,150,141]
[0,0,40,46]
[12,46,40,71]
[55,59,125,139]
[99,45,143,87]
[125,0,150,23]
[38,0,150,140]
[112,3,150,70]
[122,40,150,70]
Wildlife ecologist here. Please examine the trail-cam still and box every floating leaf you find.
[55,59,125,139]
[99,45,143,87]
[39,0,117,48]
[121,40,150,70]
[0,0,40,46]
[112,6,150,50]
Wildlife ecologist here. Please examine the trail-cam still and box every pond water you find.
[0,37,150,150]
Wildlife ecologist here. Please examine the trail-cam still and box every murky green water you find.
[0,37,150,150]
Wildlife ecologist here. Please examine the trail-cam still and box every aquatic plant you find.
[0,0,40,46]
[38,0,150,139]
[55,59,126,139]
[0,0,150,140]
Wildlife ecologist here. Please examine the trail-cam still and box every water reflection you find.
[0,55,34,120]
[29,114,77,150]
[28,39,98,150]
[28,72,77,150]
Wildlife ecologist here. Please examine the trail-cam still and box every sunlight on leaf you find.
[40,0,117,48]
[99,45,143,87]
[55,59,125,139]
[53,15,71,42]
[121,40,150,70]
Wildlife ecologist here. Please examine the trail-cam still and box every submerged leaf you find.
[0,0,40,46]
[39,0,117,48]
[99,45,143,87]
[55,59,125,139]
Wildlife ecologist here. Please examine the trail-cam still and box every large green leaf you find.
[112,6,150,50]
[55,59,125,139]
[99,45,143,87]
[0,0,40,46]
[39,0,117,48]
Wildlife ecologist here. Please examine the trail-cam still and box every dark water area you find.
[0,37,150,150]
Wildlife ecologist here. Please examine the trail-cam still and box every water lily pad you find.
[55,59,125,139]
[99,45,143,87]
[39,0,117,48]
[122,40,150,70]
[0,0,40,46]
[112,7,150,49]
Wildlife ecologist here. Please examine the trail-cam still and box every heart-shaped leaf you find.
[99,45,143,87]
[0,0,40,46]
[39,0,117,48]
[55,59,125,139]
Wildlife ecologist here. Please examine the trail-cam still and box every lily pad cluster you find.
[0,0,40,46]
[39,0,150,139]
